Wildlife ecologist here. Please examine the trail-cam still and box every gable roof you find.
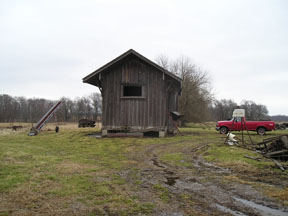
[82,49,182,85]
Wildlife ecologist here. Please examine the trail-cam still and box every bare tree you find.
[155,54,170,70]
[16,96,29,122]
[156,55,213,123]
[89,93,102,121]
[0,94,20,122]
[210,99,238,121]
[0,94,103,123]
[57,97,74,121]
[74,96,93,120]
[210,99,269,121]
[240,100,268,120]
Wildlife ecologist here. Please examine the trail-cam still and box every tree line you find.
[0,93,102,123]
[0,92,268,123]
[1,55,269,123]
[0,94,268,124]
[209,99,269,121]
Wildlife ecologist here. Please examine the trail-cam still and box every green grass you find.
[161,152,192,167]
[0,124,287,215]
[203,129,288,172]
[153,184,171,202]
[184,122,215,129]
[204,144,273,170]
[0,128,147,214]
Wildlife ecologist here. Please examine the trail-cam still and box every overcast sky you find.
[0,0,287,115]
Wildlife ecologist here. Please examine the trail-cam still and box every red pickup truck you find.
[216,117,275,135]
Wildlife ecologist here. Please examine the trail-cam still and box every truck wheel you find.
[220,127,228,134]
[257,127,266,136]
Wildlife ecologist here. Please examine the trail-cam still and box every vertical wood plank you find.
[100,57,179,131]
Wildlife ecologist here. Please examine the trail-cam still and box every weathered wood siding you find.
[101,57,176,131]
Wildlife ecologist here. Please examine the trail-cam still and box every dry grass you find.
[0,122,32,128]
[0,122,102,136]
[43,122,102,131]
[56,161,100,175]
[268,188,288,205]
[216,160,259,173]
[0,123,287,215]
[0,122,31,136]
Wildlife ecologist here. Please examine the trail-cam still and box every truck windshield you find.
[234,117,242,122]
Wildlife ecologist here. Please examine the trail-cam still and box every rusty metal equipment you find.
[275,123,288,130]
[78,119,96,128]
[257,135,288,161]
[28,101,62,136]
[168,111,183,135]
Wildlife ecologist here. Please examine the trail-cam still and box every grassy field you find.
[0,123,287,215]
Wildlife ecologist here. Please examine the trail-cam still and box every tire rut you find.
[125,139,288,216]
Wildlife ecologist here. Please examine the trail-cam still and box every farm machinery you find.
[78,119,96,128]
[28,101,62,136]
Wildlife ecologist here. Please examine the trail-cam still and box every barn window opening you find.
[123,85,142,96]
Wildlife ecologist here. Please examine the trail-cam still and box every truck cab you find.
[216,109,275,135]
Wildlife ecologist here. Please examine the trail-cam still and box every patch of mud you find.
[193,156,231,174]
[125,139,288,216]
[151,157,165,168]
[175,180,205,191]
[164,170,175,175]
[216,204,247,216]
[165,176,180,186]
[234,197,288,216]
[70,201,90,216]
[158,212,184,216]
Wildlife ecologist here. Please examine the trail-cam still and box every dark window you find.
[234,117,242,122]
[123,86,142,96]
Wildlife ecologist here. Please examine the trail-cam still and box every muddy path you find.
[123,138,288,216]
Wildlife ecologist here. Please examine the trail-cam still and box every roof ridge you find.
[82,49,182,83]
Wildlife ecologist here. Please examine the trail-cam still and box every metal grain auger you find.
[28,101,62,136]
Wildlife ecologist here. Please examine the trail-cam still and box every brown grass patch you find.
[0,187,90,216]
[265,188,288,205]
[217,160,259,173]
[44,122,102,131]
[57,161,99,175]
[0,122,102,135]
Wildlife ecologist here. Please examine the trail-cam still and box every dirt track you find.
[122,138,288,216]
[1,129,288,216]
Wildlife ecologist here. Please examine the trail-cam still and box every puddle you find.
[159,212,183,216]
[88,134,102,138]
[216,204,247,216]
[200,160,230,173]
[165,176,179,186]
[234,197,288,216]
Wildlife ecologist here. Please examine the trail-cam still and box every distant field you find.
[0,123,287,215]
[0,122,102,136]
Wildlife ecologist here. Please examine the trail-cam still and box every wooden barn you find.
[83,49,182,137]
